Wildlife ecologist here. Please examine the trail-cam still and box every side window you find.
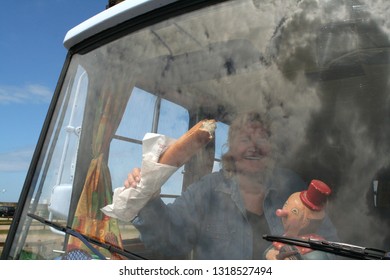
[108,87,189,202]
[45,66,88,224]
[52,66,88,188]
[158,99,189,202]
[213,121,229,172]
[109,87,155,191]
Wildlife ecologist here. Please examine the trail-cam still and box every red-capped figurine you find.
[265,179,332,260]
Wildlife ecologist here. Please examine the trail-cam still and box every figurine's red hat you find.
[300,179,331,211]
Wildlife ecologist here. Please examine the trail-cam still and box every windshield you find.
[5,0,390,260]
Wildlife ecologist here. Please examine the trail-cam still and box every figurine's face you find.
[276,192,307,236]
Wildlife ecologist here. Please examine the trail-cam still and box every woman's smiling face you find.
[229,122,272,175]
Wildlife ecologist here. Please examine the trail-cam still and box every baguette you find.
[158,119,216,167]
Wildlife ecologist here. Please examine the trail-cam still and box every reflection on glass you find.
[8,0,390,260]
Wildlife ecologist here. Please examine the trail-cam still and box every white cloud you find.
[0,148,34,172]
[0,84,52,104]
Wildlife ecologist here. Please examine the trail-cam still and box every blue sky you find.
[0,0,108,202]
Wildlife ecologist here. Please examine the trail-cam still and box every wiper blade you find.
[28,213,147,260]
[263,234,390,260]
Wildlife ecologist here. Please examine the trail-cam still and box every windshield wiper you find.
[263,234,390,260]
[28,213,147,260]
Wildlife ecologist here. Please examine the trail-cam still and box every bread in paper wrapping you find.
[101,119,216,222]
[158,119,216,167]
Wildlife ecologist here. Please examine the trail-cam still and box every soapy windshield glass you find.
[8,0,390,260]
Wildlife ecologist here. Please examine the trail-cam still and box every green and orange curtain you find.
[67,75,132,259]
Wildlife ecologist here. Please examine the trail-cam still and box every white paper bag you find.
[101,133,178,222]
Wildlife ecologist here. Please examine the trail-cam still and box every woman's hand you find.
[124,167,141,188]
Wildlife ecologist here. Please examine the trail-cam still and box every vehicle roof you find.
[63,0,178,50]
